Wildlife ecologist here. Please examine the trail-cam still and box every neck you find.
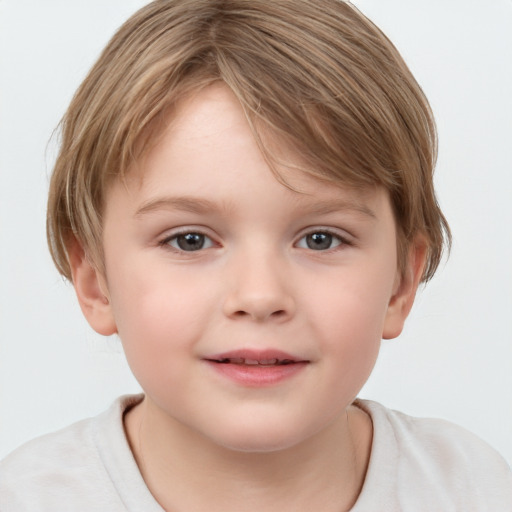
[124,398,372,512]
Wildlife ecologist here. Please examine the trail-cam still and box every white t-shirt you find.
[1,395,511,511]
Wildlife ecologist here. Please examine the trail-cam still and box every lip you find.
[203,349,309,387]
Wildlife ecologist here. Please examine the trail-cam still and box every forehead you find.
[126,86,354,183]
[117,83,386,220]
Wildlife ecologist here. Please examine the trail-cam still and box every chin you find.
[219,436,302,454]
[206,419,316,454]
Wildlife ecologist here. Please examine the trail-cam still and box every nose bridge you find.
[223,242,294,322]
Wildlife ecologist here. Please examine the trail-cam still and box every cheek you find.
[311,268,395,342]
[303,262,396,384]
[106,263,215,372]
[320,293,382,373]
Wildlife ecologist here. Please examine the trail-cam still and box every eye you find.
[165,232,215,252]
[296,231,344,251]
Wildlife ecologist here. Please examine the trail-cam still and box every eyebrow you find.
[299,199,377,219]
[134,195,376,219]
[134,196,226,218]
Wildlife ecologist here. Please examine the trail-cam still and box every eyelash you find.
[159,229,216,253]
[158,228,352,254]
[295,229,352,252]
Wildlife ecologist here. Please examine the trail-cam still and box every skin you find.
[70,84,425,511]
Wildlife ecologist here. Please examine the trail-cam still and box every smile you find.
[204,350,309,386]
[212,358,297,366]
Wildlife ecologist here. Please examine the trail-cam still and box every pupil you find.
[177,233,204,251]
[307,232,332,250]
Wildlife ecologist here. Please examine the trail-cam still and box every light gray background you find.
[1,0,511,464]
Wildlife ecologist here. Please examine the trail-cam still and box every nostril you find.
[231,308,287,320]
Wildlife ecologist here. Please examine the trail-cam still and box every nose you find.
[222,252,295,323]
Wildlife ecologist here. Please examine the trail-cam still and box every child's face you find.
[79,84,417,452]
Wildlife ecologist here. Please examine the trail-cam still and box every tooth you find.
[244,359,259,365]
[260,359,278,365]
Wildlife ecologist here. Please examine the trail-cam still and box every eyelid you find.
[294,227,354,249]
[158,226,220,251]
[156,225,353,252]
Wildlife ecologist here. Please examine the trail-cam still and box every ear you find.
[68,240,117,336]
[382,239,427,340]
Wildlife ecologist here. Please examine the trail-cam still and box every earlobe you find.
[68,240,117,336]
[382,240,427,340]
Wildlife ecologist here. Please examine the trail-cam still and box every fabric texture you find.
[1,395,511,511]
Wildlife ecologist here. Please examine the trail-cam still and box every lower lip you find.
[205,361,308,387]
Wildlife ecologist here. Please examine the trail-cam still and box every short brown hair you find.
[47,0,450,281]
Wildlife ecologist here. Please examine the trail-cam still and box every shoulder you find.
[0,394,147,512]
[2,412,97,471]
[353,400,512,511]
[362,399,508,462]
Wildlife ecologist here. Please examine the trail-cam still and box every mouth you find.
[203,350,309,386]
[205,349,308,366]
[208,357,299,366]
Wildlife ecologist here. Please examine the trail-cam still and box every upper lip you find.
[204,349,309,365]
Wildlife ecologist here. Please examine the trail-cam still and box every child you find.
[1,0,511,510]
